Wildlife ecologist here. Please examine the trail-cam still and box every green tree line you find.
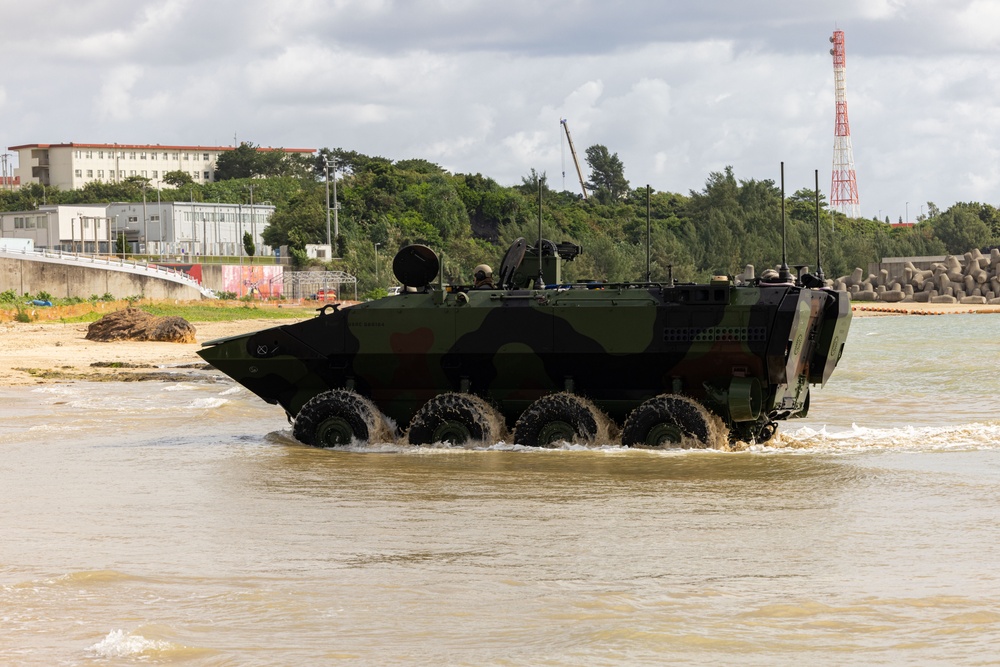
[3,143,998,293]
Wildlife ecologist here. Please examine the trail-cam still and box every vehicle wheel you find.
[407,393,504,446]
[621,394,723,449]
[512,393,613,447]
[292,389,385,447]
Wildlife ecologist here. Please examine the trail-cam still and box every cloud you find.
[4,0,1000,221]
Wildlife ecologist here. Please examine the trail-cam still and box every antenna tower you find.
[829,30,859,219]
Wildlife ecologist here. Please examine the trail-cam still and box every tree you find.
[584,144,629,203]
[243,230,256,257]
[163,170,193,187]
[216,142,261,180]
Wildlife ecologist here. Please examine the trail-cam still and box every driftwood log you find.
[85,307,197,343]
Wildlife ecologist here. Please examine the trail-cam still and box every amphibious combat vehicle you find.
[198,236,852,448]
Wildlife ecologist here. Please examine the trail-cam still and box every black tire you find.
[513,393,610,447]
[292,389,384,447]
[407,393,504,446]
[621,394,720,449]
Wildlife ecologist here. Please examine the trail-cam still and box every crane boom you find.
[560,119,589,200]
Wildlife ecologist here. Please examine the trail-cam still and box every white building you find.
[106,201,275,257]
[7,143,315,191]
[0,201,275,257]
[0,205,111,252]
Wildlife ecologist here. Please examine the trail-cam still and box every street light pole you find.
[332,158,339,254]
[141,183,148,255]
[323,156,331,248]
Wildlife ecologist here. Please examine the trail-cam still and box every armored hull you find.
[198,241,851,448]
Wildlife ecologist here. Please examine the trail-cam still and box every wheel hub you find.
[315,416,355,447]
[432,420,473,445]
[537,420,576,446]
[645,423,684,447]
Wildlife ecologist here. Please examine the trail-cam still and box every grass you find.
[0,299,323,324]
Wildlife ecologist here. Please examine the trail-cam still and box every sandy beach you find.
[0,300,997,386]
[0,318,303,386]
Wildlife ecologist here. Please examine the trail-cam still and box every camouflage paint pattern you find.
[198,275,851,440]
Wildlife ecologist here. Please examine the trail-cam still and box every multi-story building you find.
[0,201,275,257]
[6,143,315,191]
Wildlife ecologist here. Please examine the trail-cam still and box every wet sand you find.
[0,299,996,386]
[0,318,307,386]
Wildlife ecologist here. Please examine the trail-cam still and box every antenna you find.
[814,169,825,281]
[645,184,651,282]
[536,176,545,289]
[830,30,860,218]
[778,162,791,282]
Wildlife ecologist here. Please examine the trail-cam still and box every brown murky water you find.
[2,315,1000,665]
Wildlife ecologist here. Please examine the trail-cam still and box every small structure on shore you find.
[86,307,197,343]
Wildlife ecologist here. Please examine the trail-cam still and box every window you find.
[152,170,158,178]
[140,152,146,159]
[14,217,24,229]
[85,151,93,159]
[26,217,36,229]
[75,169,82,177]
[74,150,81,158]
[119,170,125,178]
[150,214,160,222]
[202,153,209,161]
[130,170,136,176]
[128,216,138,223]
[203,171,210,180]
[130,152,137,159]
[171,153,178,160]
[97,170,104,178]
[193,171,200,179]
[83,218,90,229]
[151,153,156,160]
[98,151,104,159]
[183,153,190,160]
[119,151,125,159]
[86,169,93,177]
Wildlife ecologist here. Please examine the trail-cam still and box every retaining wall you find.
[0,256,205,300]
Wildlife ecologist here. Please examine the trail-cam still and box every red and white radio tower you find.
[829,30,860,219]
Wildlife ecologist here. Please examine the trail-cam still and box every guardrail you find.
[0,246,217,298]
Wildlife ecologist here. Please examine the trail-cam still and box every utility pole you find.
[323,156,332,248]
[141,182,148,255]
[332,158,339,254]
[0,153,11,190]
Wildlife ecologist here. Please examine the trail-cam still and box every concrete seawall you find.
[0,255,206,300]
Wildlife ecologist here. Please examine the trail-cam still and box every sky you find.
[3,0,1000,223]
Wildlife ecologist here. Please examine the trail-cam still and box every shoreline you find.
[0,301,995,386]
[0,318,306,387]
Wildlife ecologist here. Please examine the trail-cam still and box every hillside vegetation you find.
[4,143,998,293]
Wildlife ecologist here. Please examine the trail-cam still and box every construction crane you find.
[560,118,589,200]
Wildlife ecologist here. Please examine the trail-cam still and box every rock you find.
[852,291,877,301]
[85,307,197,344]
[881,290,906,302]
[960,296,987,305]
[929,295,958,304]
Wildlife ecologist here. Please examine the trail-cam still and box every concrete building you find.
[6,143,314,191]
[0,201,274,256]
[0,205,112,252]
[106,201,274,257]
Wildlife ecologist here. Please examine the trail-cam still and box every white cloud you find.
[3,0,1000,221]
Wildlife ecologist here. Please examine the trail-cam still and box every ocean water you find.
[2,314,999,665]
